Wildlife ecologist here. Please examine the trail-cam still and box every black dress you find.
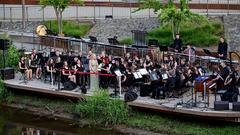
[20,61,26,73]
[62,67,70,83]
[218,42,228,60]
[75,64,84,86]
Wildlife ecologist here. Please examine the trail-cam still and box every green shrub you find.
[6,45,20,69]
[75,90,129,125]
[119,38,133,45]
[148,20,223,47]
[44,20,92,38]
[0,79,11,102]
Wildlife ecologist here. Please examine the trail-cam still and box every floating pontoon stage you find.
[4,73,240,123]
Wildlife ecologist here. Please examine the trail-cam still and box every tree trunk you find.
[59,11,63,35]
[171,18,175,39]
[53,7,61,35]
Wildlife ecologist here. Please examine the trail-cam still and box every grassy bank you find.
[2,93,239,135]
[148,20,224,47]
[44,20,92,38]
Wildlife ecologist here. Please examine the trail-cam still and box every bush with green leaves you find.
[148,20,223,46]
[119,38,133,45]
[75,90,129,125]
[6,45,20,68]
[0,79,11,102]
[44,20,92,38]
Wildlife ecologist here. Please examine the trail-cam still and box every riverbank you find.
[2,93,240,135]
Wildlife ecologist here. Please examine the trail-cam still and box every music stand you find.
[148,39,159,47]
[149,71,159,81]
[110,70,122,98]
[89,36,98,42]
[203,49,213,56]
[108,38,119,45]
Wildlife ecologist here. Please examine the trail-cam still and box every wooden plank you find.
[5,82,82,99]
[128,101,240,118]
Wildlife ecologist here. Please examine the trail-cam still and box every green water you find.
[0,106,125,135]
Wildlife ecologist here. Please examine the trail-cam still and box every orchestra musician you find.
[218,36,228,60]
[19,56,32,80]
[62,61,76,83]
[74,59,84,87]
[46,58,56,83]
[99,57,110,89]
[209,61,230,90]
[29,54,41,79]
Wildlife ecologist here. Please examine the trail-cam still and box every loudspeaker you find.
[140,84,152,97]
[124,91,138,102]
[0,67,14,80]
[232,102,240,111]
[214,101,229,110]
[63,81,77,90]
[0,39,10,50]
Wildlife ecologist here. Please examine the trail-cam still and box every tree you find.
[136,0,206,39]
[160,0,205,39]
[134,0,163,13]
[40,0,83,36]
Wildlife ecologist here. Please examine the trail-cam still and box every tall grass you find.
[148,20,224,47]
[75,90,129,125]
[44,20,92,38]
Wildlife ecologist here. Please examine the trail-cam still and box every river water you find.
[0,106,125,135]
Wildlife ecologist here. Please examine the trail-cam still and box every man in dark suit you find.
[218,37,228,60]
[172,34,183,53]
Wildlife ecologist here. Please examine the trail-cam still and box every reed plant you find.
[75,90,129,125]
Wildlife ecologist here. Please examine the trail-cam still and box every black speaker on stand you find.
[0,39,14,80]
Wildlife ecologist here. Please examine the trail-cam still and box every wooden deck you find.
[4,73,240,122]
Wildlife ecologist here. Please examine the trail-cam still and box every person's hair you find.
[47,58,54,65]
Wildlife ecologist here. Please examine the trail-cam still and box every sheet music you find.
[114,70,122,77]
[133,72,142,79]
[137,72,142,78]
[139,68,149,75]
[162,74,168,80]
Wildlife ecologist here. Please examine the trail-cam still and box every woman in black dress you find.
[19,56,32,80]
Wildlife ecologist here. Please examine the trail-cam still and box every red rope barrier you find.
[60,69,116,77]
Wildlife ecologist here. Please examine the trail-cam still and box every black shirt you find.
[218,42,228,59]
[172,38,183,52]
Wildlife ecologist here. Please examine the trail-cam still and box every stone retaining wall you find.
[223,15,240,53]
[86,17,160,43]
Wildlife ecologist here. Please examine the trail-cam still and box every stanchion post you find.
[58,69,61,91]
[119,76,122,97]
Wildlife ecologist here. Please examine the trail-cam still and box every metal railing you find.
[0,0,240,21]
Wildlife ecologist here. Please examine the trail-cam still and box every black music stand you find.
[203,49,213,56]
[148,39,159,47]
[89,36,98,42]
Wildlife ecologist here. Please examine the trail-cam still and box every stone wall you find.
[86,18,160,43]
[0,21,43,33]
[223,15,240,53]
